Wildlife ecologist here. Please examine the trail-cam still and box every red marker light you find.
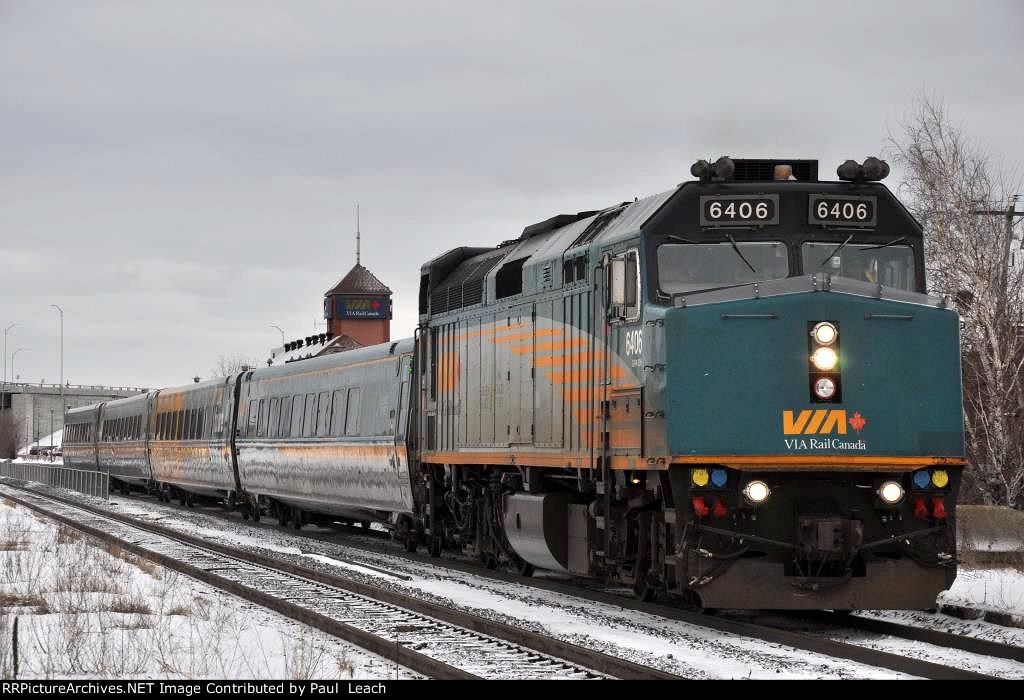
[713,498,727,518]
[932,497,947,520]
[692,496,709,518]
[914,497,929,519]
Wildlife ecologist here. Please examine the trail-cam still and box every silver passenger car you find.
[96,392,153,485]
[148,376,238,497]
[62,404,101,471]
[235,338,415,522]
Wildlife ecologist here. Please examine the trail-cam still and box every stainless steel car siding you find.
[63,405,101,471]
[236,345,416,514]
[95,393,151,482]
[148,380,236,493]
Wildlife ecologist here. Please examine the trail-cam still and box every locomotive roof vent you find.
[520,210,599,240]
[693,157,818,182]
[733,158,818,182]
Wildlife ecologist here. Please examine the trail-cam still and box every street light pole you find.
[50,305,64,430]
[11,348,29,385]
[10,347,28,455]
[2,322,20,415]
[270,325,285,345]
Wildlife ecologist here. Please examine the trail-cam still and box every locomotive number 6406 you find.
[699,195,779,227]
[809,195,877,227]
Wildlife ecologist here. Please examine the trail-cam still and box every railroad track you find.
[790,611,1024,664]
[3,478,1011,679]
[0,483,679,680]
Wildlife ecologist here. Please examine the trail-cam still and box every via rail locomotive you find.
[64,157,966,610]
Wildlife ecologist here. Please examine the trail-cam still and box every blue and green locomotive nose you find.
[663,286,965,463]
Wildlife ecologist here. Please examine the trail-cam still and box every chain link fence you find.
[0,459,108,499]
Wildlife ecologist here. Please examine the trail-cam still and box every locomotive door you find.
[602,249,643,463]
[508,303,534,444]
[394,353,413,499]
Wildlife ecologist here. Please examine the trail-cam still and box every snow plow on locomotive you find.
[66,157,966,610]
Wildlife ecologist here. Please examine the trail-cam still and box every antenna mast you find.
[356,203,361,265]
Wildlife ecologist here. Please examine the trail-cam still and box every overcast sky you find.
[2,1,1022,389]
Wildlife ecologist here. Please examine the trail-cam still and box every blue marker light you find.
[912,470,931,489]
[711,469,728,488]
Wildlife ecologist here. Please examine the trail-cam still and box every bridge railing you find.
[0,460,108,500]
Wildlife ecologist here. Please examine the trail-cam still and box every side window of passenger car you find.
[247,400,258,437]
[303,394,316,437]
[331,390,346,435]
[345,388,361,435]
[291,395,305,437]
[269,398,280,438]
[257,399,268,437]
[280,396,292,437]
[316,391,330,437]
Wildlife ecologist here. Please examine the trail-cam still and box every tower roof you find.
[325,263,392,296]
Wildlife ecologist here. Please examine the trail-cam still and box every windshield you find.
[658,242,790,294]
[801,242,916,291]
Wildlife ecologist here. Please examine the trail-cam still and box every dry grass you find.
[106,595,153,615]
[56,525,80,545]
[0,502,372,680]
[335,653,355,677]
[0,536,28,552]
[2,498,16,508]
[0,592,46,608]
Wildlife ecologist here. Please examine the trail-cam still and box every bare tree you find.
[889,95,1024,507]
[0,412,24,459]
[209,354,262,378]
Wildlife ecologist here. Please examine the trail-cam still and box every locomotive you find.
[64,157,966,610]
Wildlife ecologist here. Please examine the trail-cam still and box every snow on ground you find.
[0,499,419,680]
[939,567,1024,616]
[94,494,916,679]
[10,479,1024,678]
[16,429,62,457]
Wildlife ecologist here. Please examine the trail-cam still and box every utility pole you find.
[50,305,64,432]
[2,322,19,416]
[973,195,1023,286]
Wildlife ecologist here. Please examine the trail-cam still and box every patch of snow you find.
[0,500,418,680]
[940,567,1024,616]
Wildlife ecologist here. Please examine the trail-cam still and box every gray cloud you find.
[2,1,1022,387]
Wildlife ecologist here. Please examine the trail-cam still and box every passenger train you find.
[64,157,966,610]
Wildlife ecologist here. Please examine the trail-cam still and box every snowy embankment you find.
[941,505,1024,623]
[0,499,418,680]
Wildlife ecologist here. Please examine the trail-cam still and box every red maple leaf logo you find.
[849,412,867,432]
[371,300,381,309]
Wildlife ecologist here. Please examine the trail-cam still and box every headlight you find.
[691,468,709,487]
[810,347,838,371]
[813,376,836,400]
[931,470,949,488]
[878,481,905,505]
[811,321,838,345]
[743,480,770,504]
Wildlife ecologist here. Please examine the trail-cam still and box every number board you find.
[699,195,779,227]
[809,195,877,227]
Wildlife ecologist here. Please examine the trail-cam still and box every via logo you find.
[782,409,867,435]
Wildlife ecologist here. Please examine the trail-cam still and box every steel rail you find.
[0,482,682,680]
[4,478,1008,680]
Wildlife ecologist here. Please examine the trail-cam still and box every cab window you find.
[801,242,915,291]
[658,241,789,295]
